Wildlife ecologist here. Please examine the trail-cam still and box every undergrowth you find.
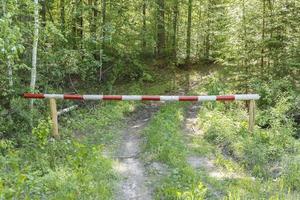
[193,74,300,199]
[143,103,207,200]
[0,101,134,199]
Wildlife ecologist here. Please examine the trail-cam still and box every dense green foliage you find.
[0,0,299,199]
[1,0,299,138]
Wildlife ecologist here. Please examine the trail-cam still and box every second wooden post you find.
[49,98,59,138]
[248,100,255,132]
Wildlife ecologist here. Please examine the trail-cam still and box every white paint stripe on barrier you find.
[44,94,64,99]
[198,96,217,101]
[122,95,142,101]
[83,95,103,100]
[160,96,179,101]
[235,94,260,100]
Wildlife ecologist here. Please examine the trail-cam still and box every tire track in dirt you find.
[113,104,159,200]
[184,104,251,179]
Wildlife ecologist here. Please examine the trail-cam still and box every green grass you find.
[142,103,207,200]
[0,101,135,199]
[194,100,300,199]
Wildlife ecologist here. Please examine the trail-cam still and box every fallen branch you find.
[58,105,79,116]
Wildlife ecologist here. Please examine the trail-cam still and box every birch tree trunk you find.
[30,0,39,108]
[3,0,12,87]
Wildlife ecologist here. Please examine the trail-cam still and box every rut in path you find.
[113,105,159,200]
[184,104,247,179]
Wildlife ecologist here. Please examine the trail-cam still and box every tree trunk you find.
[89,0,98,34]
[99,0,107,81]
[102,0,107,44]
[30,0,39,108]
[204,0,211,60]
[242,0,249,98]
[172,0,179,60]
[78,0,83,47]
[261,0,266,73]
[156,0,165,58]
[2,1,12,87]
[41,0,46,26]
[60,0,65,34]
[186,0,192,63]
[142,0,147,53]
[196,3,202,59]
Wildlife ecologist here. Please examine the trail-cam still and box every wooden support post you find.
[248,100,255,132]
[49,98,59,138]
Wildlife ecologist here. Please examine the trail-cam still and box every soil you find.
[113,105,159,200]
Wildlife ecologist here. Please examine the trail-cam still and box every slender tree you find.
[204,0,211,60]
[99,0,107,81]
[172,0,179,60]
[2,0,13,87]
[89,0,98,34]
[142,0,147,53]
[186,0,192,63]
[30,0,39,108]
[41,0,46,26]
[156,0,165,58]
[261,0,266,73]
[60,0,65,34]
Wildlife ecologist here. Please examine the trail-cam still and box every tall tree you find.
[204,0,211,60]
[30,0,40,108]
[186,0,192,63]
[142,0,147,53]
[89,0,98,34]
[172,0,179,60]
[261,0,266,73]
[60,0,65,34]
[156,0,165,58]
[2,0,13,87]
[99,0,107,81]
[41,0,46,26]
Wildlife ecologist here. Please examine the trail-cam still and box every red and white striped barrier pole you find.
[23,93,260,101]
[24,93,259,137]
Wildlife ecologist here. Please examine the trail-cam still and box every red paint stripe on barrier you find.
[142,96,161,101]
[64,94,84,100]
[22,93,259,101]
[24,93,45,99]
[103,95,122,100]
[216,95,235,101]
[179,96,198,101]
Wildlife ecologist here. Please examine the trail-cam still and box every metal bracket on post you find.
[49,98,59,138]
[248,100,255,132]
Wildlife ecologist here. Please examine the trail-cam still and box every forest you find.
[0,0,299,199]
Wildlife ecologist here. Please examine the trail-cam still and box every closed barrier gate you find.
[23,93,260,137]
